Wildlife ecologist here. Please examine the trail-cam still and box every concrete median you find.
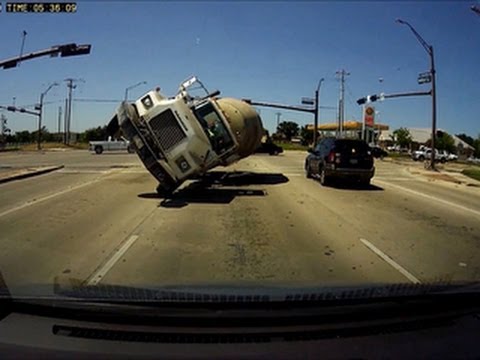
[0,165,64,184]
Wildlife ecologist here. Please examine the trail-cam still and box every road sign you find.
[301,97,314,105]
[363,105,375,127]
[418,72,432,84]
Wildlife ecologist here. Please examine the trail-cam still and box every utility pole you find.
[63,98,68,144]
[275,112,282,130]
[313,78,324,146]
[336,69,350,138]
[396,19,437,170]
[57,106,62,140]
[37,82,58,150]
[1,114,6,136]
[64,78,84,144]
[0,114,6,149]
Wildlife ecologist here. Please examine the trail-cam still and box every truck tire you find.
[440,158,446,164]
[127,145,135,154]
[95,146,103,154]
[418,155,425,161]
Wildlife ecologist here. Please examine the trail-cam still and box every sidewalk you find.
[0,165,64,184]
[384,157,480,187]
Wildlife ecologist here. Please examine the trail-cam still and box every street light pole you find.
[396,19,437,170]
[313,78,324,146]
[37,82,58,150]
[125,81,147,101]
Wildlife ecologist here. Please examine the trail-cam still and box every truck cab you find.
[110,77,263,193]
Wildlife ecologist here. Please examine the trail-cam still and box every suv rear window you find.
[334,140,370,154]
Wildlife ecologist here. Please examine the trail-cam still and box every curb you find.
[0,165,64,184]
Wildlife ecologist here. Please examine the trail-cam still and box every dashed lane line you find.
[85,235,140,286]
[373,179,480,218]
[360,238,421,284]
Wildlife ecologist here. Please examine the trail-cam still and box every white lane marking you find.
[360,238,421,284]
[374,177,412,181]
[374,179,480,218]
[86,235,140,286]
[0,177,104,219]
[58,170,110,174]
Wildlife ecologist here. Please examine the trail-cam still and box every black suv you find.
[305,138,375,186]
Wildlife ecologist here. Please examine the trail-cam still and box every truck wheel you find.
[440,158,446,164]
[418,155,425,161]
[95,146,103,154]
[127,145,135,154]
[156,184,174,198]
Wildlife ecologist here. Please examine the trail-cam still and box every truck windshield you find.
[194,102,234,155]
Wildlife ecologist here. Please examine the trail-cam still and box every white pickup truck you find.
[89,136,135,154]
[411,148,448,163]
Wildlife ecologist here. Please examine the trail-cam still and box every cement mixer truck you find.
[107,77,264,194]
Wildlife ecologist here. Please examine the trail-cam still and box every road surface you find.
[1,150,479,296]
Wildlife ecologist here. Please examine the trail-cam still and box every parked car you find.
[89,136,135,154]
[370,146,388,159]
[447,153,458,161]
[305,138,375,186]
[255,141,283,155]
[467,156,480,164]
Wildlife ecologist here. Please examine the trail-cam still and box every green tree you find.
[14,130,32,143]
[392,127,412,149]
[300,126,318,146]
[435,131,456,153]
[456,133,474,147]
[474,135,480,158]
[78,126,108,142]
[277,121,299,141]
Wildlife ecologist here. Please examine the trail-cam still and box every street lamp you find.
[37,82,59,150]
[124,81,147,101]
[396,18,437,170]
[313,78,325,146]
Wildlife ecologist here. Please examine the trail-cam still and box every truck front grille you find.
[148,109,186,151]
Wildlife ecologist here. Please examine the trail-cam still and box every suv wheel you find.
[94,146,103,154]
[305,161,312,178]
[319,167,329,186]
[359,178,371,188]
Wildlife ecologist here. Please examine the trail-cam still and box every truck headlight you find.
[175,156,191,173]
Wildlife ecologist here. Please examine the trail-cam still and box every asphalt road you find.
[1,150,480,296]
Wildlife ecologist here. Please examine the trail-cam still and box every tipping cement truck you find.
[107,77,264,194]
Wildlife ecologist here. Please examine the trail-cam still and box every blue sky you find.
[0,1,479,137]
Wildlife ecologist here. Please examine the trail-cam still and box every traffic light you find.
[60,44,91,57]
[2,60,18,69]
[357,94,380,105]
[357,97,367,105]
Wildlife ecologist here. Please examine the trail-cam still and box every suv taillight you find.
[328,151,335,163]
